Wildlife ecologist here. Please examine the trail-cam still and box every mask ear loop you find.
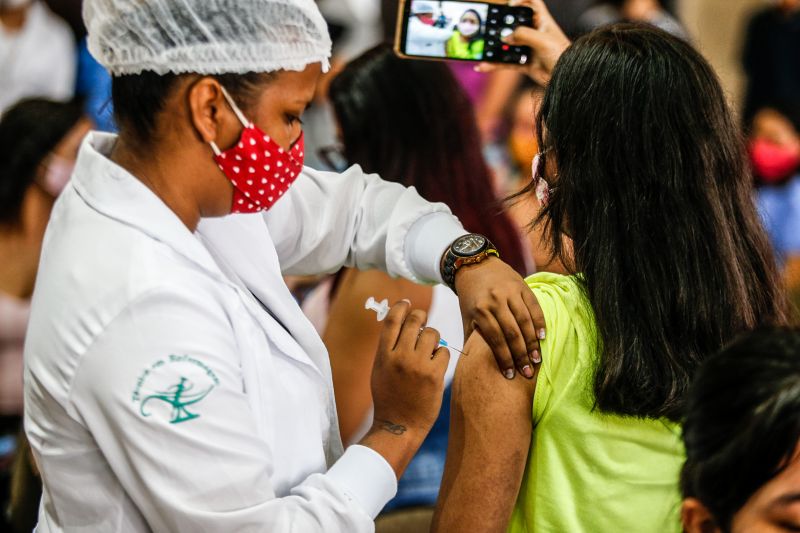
[210,85,251,156]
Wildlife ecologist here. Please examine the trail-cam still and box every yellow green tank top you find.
[445,32,484,60]
[508,273,684,532]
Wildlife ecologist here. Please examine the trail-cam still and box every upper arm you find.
[264,166,462,281]
[264,166,408,275]
[433,332,537,533]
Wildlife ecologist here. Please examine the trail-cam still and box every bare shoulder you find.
[434,332,538,533]
[453,332,537,419]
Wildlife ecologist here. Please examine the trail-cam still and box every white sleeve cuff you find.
[404,213,467,285]
[326,444,398,519]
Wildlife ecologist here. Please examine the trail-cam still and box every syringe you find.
[365,297,467,355]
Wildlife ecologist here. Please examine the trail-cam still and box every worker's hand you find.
[455,257,545,380]
[370,301,450,439]
[476,0,571,86]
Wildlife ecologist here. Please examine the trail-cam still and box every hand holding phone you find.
[507,0,571,76]
[395,0,535,65]
[475,0,572,85]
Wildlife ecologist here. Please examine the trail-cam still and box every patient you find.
[446,9,485,60]
[432,22,788,533]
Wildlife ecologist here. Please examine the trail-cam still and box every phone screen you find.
[398,0,533,64]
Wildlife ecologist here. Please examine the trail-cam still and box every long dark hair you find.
[524,24,788,421]
[681,328,800,531]
[329,44,527,274]
[0,98,84,226]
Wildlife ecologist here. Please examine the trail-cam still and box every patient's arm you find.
[432,332,538,533]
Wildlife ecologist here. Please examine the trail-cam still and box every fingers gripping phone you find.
[395,0,534,65]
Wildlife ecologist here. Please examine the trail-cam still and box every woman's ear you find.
[186,77,227,146]
[681,498,721,533]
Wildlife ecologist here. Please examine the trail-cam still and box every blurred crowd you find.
[1,0,799,531]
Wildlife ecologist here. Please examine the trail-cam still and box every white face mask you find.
[458,21,479,37]
[38,154,74,197]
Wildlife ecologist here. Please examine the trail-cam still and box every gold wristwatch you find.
[440,234,500,293]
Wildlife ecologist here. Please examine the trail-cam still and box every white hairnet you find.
[411,1,436,15]
[84,0,332,76]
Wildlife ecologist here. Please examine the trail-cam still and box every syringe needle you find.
[436,338,467,356]
[447,345,467,356]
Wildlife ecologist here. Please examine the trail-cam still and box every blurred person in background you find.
[0,98,90,532]
[6,0,118,132]
[681,328,800,533]
[311,43,529,532]
[35,0,116,131]
[433,1,789,531]
[445,9,485,60]
[749,100,800,303]
[742,0,800,126]
[577,0,687,38]
[482,78,541,205]
[0,0,76,112]
[502,79,567,274]
[504,80,542,186]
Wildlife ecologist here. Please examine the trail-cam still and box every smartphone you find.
[395,0,533,65]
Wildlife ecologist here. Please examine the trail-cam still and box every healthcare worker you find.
[405,1,454,57]
[23,0,545,531]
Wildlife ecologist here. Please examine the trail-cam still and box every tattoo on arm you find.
[375,419,407,435]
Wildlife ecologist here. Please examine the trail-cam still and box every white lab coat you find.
[23,132,466,532]
[405,17,453,57]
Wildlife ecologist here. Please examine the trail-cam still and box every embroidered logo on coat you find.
[132,355,220,424]
[140,377,213,424]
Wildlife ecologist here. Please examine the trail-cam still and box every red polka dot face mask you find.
[210,86,305,214]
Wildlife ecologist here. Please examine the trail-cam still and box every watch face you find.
[453,234,487,256]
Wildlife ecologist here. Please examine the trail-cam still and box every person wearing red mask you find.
[751,101,800,297]
[751,109,800,185]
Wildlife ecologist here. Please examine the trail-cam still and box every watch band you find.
[440,234,499,292]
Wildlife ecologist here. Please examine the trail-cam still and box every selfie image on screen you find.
[406,1,488,60]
